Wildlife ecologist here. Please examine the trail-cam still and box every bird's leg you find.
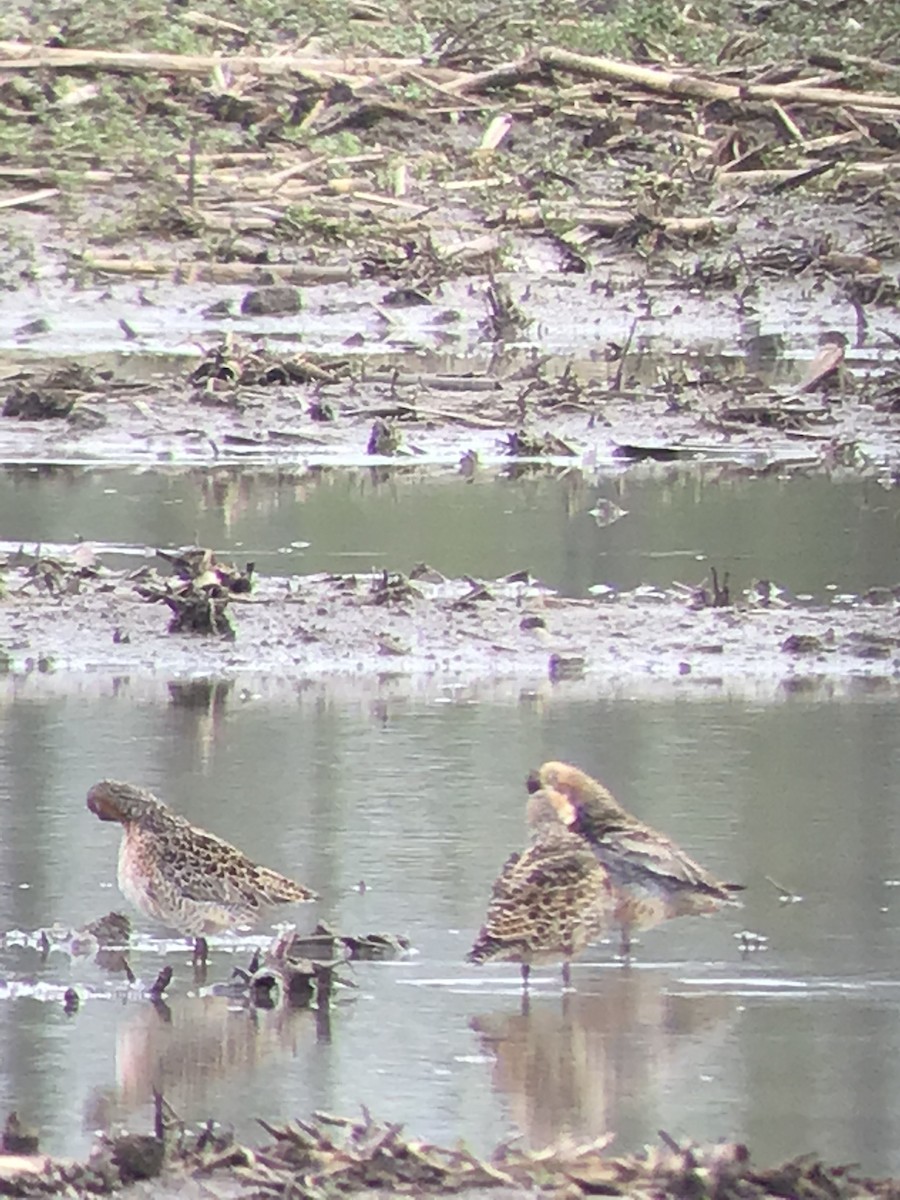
[562,961,572,990]
[619,927,632,961]
[520,962,531,990]
[193,935,209,965]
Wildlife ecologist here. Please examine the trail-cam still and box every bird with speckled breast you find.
[467,785,616,990]
[87,779,317,964]
[527,762,743,957]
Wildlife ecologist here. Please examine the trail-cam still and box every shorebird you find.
[467,786,615,989]
[87,779,317,964]
[527,762,743,956]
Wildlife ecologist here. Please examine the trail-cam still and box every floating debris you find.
[190,338,347,389]
[480,277,529,341]
[287,921,411,962]
[1,363,111,424]
[689,567,731,609]
[226,927,351,1009]
[764,876,804,905]
[80,911,131,947]
[736,929,770,953]
[2,1112,39,1155]
[589,499,628,528]
[409,562,445,585]
[799,332,849,394]
[0,545,103,597]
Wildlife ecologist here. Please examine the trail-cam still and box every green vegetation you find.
[4,0,896,66]
[1,0,895,181]
[0,0,894,269]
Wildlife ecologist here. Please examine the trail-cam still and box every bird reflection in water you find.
[84,990,330,1136]
[470,971,734,1149]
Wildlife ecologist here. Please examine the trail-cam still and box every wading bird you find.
[87,779,317,965]
[527,762,743,956]
[467,785,615,989]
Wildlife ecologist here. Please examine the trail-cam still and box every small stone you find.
[240,286,302,316]
[520,615,546,630]
[781,634,824,655]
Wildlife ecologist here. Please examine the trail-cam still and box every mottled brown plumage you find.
[467,787,615,988]
[87,780,317,959]
[528,762,742,956]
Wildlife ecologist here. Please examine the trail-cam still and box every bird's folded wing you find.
[601,825,730,894]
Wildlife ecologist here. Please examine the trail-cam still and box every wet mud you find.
[1,540,898,697]
[1,222,899,476]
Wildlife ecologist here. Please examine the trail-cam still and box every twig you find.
[445,58,545,95]
[361,370,501,393]
[612,317,640,393]
[0,42,422,84]
[770,100,803,141]
[81,257,354,284]
[345,400,508,429]
[0,187,59,210]
[539,47,740,100]
[500,204,735,238]
[538,45,900,110]
[764,874,802,902]
[148,965,173,1002]
[658,1129,684,1153]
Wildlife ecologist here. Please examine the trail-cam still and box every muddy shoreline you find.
[1,546,898,696]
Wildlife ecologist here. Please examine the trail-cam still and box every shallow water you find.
[1,461,898,600]
[0,262,868,362]
[2,679,900,1173]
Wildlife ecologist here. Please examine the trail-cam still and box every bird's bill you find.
[526,785,577,830]
[86,782,125,822]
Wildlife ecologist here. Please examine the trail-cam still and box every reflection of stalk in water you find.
[104,993,322,1123]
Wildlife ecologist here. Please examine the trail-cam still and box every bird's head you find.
[86,780,169,829]
[526,761,624,829]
